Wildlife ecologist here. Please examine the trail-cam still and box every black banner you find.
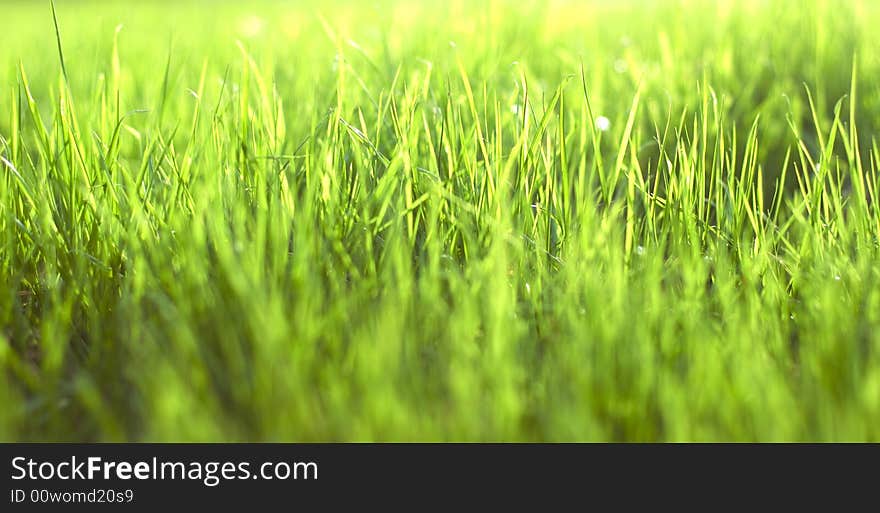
[2,444,877,509]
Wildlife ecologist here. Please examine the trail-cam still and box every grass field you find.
[2,0,879,441]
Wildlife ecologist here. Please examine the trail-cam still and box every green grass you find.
[2,0,880,441]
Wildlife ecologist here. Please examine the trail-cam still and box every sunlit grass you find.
[1,0,879,441]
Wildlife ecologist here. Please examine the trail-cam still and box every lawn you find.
[1,0,879,441]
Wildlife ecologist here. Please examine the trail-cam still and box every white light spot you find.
[595,116,611,132]
[511,104,521,115]
[614,59,628,73]
[239,15,265,38]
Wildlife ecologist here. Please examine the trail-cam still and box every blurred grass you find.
[1,0,879,441]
